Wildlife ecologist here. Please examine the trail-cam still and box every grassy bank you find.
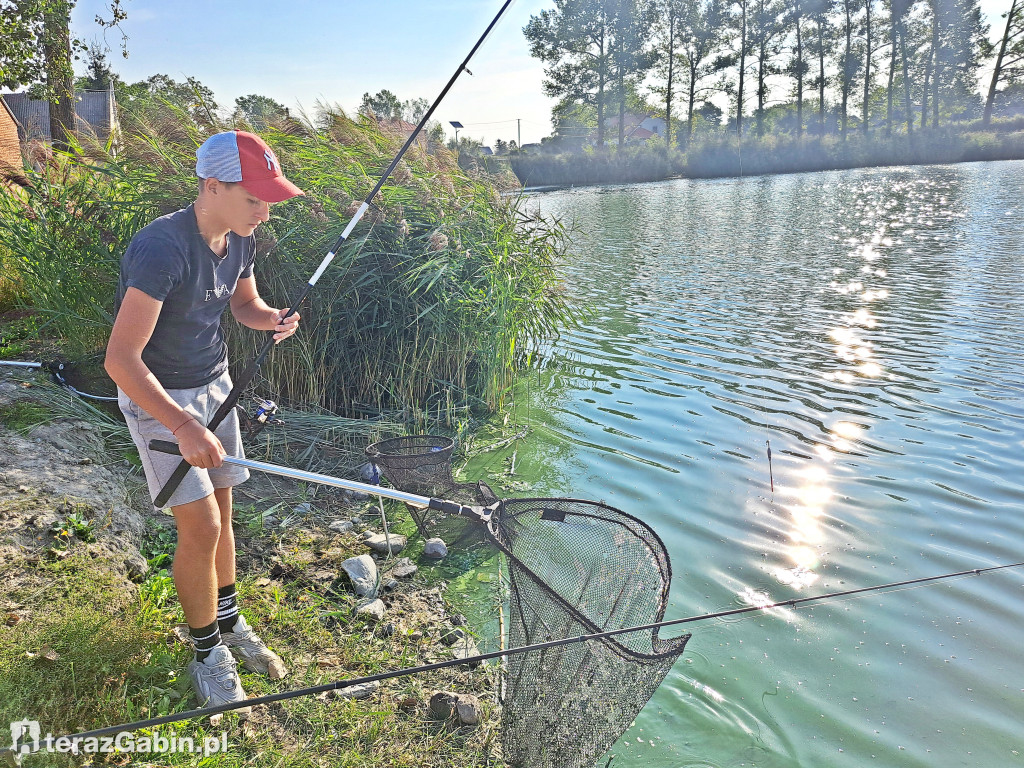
[0,104,576,420]
[0,372,504,767]
[510,122,1024,187]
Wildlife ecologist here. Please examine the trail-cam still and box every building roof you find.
[1,89,117,143]
[0,98,22,170]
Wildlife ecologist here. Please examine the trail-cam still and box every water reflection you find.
[495,161,1024,768]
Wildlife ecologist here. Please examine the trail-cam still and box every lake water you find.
[466,160,1024,768]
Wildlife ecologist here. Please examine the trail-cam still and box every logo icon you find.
[263,150,279,172]
[9,719,40,754]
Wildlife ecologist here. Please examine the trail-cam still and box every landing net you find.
[366,436,690,768]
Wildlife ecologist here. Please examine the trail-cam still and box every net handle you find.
[148,440,490,521]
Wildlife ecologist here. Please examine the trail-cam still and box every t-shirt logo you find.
[264,150,279,171]
[205,284,229,301]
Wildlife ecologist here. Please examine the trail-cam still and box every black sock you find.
[217,584,240,634]
[190,620,221,662]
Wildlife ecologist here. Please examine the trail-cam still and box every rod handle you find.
[150,440,182,456]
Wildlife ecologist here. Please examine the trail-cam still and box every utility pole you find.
[517,118,521,149]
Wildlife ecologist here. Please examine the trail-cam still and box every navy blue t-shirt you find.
[115,205,256,389]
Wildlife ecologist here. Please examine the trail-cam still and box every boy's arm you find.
[229,276,300,343]
[104,287,226,469]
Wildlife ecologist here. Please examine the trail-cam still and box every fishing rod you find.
[11,557,1022,758]
[153,0,517,508]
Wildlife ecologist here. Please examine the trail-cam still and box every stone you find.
[450,634,482,667]
[455,696,483,726]
[429,692,482,726]
[439,627,466,646]
[449,613,467,626]
[344,489,369,501]
[364,533,407,554]
[391,557,418,578]
[329,520,354,534]
[423,538,448,559]
[340,554,379,598]
[318,680,380,701]
[355,598,386,621]
[359,462,381,484]
[292,501,313,516]
[124,554,149,581]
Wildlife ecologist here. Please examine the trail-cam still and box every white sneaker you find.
[186,644,251,717]
[222,615,288,680]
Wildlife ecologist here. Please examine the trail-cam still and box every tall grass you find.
[0,104,577,420]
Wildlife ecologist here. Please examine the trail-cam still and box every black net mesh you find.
[366,436,495,547]
[364,437,689,768]
[492,498,690,768]
[365,435,455,497]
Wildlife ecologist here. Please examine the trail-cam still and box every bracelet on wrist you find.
[171,416,194,436]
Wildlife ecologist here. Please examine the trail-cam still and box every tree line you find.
[525,0,1024,147]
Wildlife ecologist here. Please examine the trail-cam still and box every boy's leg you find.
[214,486,236,589]
[173,493,251,715]
[172,494,223,630]
[214,485,288,680]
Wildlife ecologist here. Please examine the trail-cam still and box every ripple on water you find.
[496,161,1024,767]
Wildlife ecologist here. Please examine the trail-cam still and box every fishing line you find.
[153,0,519,507]
[12,558,1021,757]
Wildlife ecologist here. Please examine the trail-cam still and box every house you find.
[1,83,119,145]
[595,113,667,145]
[0,98,21,171]
[380,117,428,148]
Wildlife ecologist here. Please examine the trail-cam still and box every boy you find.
[105,130,303,714]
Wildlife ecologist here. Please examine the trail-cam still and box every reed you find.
[0,102,577,422]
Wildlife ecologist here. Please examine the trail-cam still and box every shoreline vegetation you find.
[0,102,577,423]
[505,118,1024,188]
[0,368,505,768]
[0,102,565,766]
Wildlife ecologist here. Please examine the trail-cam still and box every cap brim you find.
[239,176,305,203]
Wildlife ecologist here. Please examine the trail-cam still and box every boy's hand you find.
[271,308,300,343]
[176,419,226,468]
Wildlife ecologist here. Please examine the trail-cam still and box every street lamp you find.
[449,120,463,146]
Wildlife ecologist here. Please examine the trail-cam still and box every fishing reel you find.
[235,395,284,438]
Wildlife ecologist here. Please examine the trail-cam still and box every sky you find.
[63,0,1016,148]
[69,0,555,147]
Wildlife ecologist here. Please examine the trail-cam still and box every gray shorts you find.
[119,371,250,509]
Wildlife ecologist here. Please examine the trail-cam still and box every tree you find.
[608,0,657,146]
[651,0,684,146]
[806,0,836,135]
[525,0,615,146]
[0,0,126,149]
[838,0,863,137]
[74,41,114,91]
[234,93,287,129]
[984,0,1024,123]
[359,89,402,120]
[663,0,729,144]
[115,74,218,126]
[861,0,876,133]
[401,97,430,123]
[729,0,752,136]
[787,0,810,138]
[749,0,787,136]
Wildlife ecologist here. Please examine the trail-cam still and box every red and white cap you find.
[196,130,304,203]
